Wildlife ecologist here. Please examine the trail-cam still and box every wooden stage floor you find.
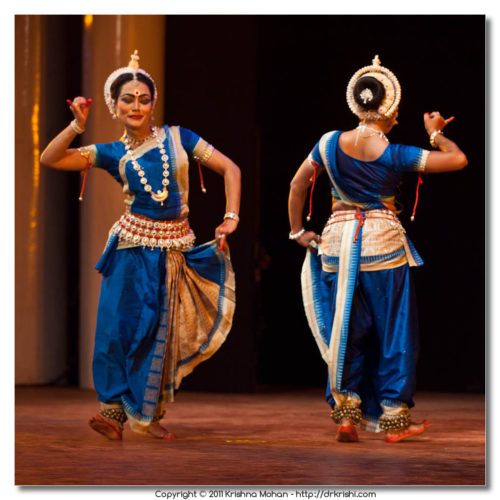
[15,386,485,486]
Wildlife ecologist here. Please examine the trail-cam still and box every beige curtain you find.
[15,15,48,383]
[15,15,75,384]
[15,15,166,387]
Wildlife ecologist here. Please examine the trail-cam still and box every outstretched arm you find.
[202,149,241,242]
[40,97,92,171]
[288,158,323,250]
[423,112,468,173]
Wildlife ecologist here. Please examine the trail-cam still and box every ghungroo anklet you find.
[378,410,411,431]
[152,411,165,423]
[330,406,362,425]
[100,407,128,424]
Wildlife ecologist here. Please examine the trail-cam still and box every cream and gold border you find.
[78,145,98,167]
[169,126,190,219]
[417,149,430,172]
[193,139,214,164]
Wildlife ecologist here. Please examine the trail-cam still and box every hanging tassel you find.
[410,173,424,221]
[78,152,91,201]
[306,160,319,221]
[353,207,366,243]
[197,161,207,193]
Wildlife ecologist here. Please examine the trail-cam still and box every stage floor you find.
[15,386,485,486]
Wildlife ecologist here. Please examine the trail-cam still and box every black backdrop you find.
[166,15,485,394]
[48,14,485,393]
[253,15,485,393]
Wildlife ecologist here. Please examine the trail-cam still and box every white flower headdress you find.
[346,55,401,120]
[103,50,157,116]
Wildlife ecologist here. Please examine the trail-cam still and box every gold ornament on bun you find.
[103,50,157,116]
[346,55,401,120]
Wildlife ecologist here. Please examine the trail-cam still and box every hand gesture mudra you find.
[67,96,92,131]
[424,111,454,135]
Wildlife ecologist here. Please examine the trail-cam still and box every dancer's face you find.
[115,80,153,132]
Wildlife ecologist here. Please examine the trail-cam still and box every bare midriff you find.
[331,198,396,213]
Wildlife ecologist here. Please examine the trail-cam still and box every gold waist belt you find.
[113,211,196,250]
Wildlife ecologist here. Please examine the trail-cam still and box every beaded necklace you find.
[355,124,389,143]
[123,128,155,147]
[123,126,170,204]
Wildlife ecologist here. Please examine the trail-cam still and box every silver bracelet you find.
[70,119,85,134]
[429,130,442,148]
[224,212,240,223]
[289,228,305,240]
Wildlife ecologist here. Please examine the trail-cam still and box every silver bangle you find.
[289,228,305,240]
[70,119,85,134]
[224,212,240,223]
[429,130,442,148]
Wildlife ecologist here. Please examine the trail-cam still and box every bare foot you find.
[88,415,123,440]
[147,421,175,439]
[385,420,431,443]
[336,418,359,442]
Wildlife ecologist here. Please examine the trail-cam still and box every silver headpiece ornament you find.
[346,55,401,120]
[359,88,374,104]
[103,50,157,116]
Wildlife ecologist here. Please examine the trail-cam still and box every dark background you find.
[45,15,485,394]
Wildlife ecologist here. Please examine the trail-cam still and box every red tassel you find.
[353,207,366,243]
[307,160,319,221]
[410,173,424,221]
[78,154,91,201]
[198,161,207,193]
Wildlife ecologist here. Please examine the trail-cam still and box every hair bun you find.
[346,56,400,120]
[353,76,385,111]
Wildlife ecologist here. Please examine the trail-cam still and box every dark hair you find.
[353,76,385,111]
[110,72,156,102]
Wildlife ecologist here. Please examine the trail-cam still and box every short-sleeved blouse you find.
[308,136,429,205]
[80,125,213,221]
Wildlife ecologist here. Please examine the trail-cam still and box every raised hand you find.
[424,111,455,135]
[67,96,92,131]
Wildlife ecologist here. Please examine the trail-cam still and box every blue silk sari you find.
[81,126,235,433]
[302,130,428,428]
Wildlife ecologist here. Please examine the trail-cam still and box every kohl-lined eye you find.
[119,95,151,105]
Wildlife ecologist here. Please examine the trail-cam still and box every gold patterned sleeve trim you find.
[77,145,97,168]
[417,149,430,172]
[192,138,215,164]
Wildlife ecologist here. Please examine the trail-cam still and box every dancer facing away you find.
[288,56,467,443]
[41,51,241,440]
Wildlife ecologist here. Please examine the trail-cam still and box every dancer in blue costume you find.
[41,51,241,440]
[288,56,467,443]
